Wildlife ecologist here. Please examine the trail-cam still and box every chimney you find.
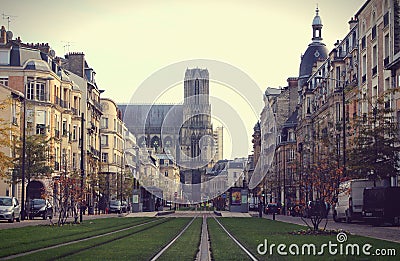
[1,26,6,44]
[348,17,357,30]
[64,52,85,78]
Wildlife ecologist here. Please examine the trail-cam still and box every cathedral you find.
[120,68,215,202]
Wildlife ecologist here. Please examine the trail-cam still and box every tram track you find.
[1,218,169,260]
[212,217,259,261]
[150,215,199,261]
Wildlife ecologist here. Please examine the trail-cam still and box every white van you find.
[333,179,376,223]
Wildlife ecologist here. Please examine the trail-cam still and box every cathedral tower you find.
[180,68,214,202]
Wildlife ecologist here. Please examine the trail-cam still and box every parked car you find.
[0,196,21,223]
[109,200,122,214]
[264,203,281,214]
[28,199,53,220]
[121,201,128,213]
[362,186,400,226]
[303,200,328,218]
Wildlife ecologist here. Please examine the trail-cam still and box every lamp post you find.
[21,95,26,220]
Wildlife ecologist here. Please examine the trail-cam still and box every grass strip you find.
[0,217,150,258]
[219,218,400,261]
[11,218,171,261]
[158,217,202,261]
[58,217,193,260]
[208,218,251,260]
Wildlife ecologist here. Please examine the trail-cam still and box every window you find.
[0,49,10,65]
[362,54,367,83]
[384,34,390,66]
[72,153,77,169]
[385,78,391,108]
[36,82,45,101]
[371,25,377,40]
[164,171,168,177]
[113,119,116,131]
[361,36,366,49]
[11,99,17,125]
[72,125,77,140]
[101,117,108,129]
[372,45,377,76]
[102,153,108,163]
[62,120,67,136]
[27,82,34,100]
[0,77,8,86]
[336,102,341,122]
[101,135,108,146]
[36,124,45,135]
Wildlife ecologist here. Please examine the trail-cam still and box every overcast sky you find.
[1,0,366,158]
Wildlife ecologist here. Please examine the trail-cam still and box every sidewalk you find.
[262,213,400,243]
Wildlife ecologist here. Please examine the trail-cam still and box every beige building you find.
[157,154,180,201]
[0,26,109,212]
[0,83,23,197]
[100,98,125,202]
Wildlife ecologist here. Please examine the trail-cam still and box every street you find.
[0,213,121,229]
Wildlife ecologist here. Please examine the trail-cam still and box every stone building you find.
[99,98,125,205]
[120,68,216,203]
[0,83,23,197]
[0,26,110,212]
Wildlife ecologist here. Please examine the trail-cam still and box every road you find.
[263,213,400,243]
[0,213,121,229]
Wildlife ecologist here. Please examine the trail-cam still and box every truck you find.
[333,179,376,223]
[362,186,400,226]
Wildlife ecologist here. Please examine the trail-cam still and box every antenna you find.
[2,13,17,31]
[61,41,75,54]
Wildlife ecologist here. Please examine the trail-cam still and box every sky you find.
[0,0,367,158]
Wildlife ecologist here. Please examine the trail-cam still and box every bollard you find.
[273,212,276,220]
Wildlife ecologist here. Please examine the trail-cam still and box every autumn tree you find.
[13,134,53,184]
[300,129,343,231]
[347,90,400,182]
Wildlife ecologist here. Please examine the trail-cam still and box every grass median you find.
[57,217,193,260]
[0,217,151,258]
[158,217,202,261]
[219,218,400,261]
[208,218,251,260]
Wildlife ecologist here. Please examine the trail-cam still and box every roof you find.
[184,68,209,80]
[264,87,281,96]
[312,8,322,25]
[23,59,51,71]
[299,44,328,79]
[119,104,183,135]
